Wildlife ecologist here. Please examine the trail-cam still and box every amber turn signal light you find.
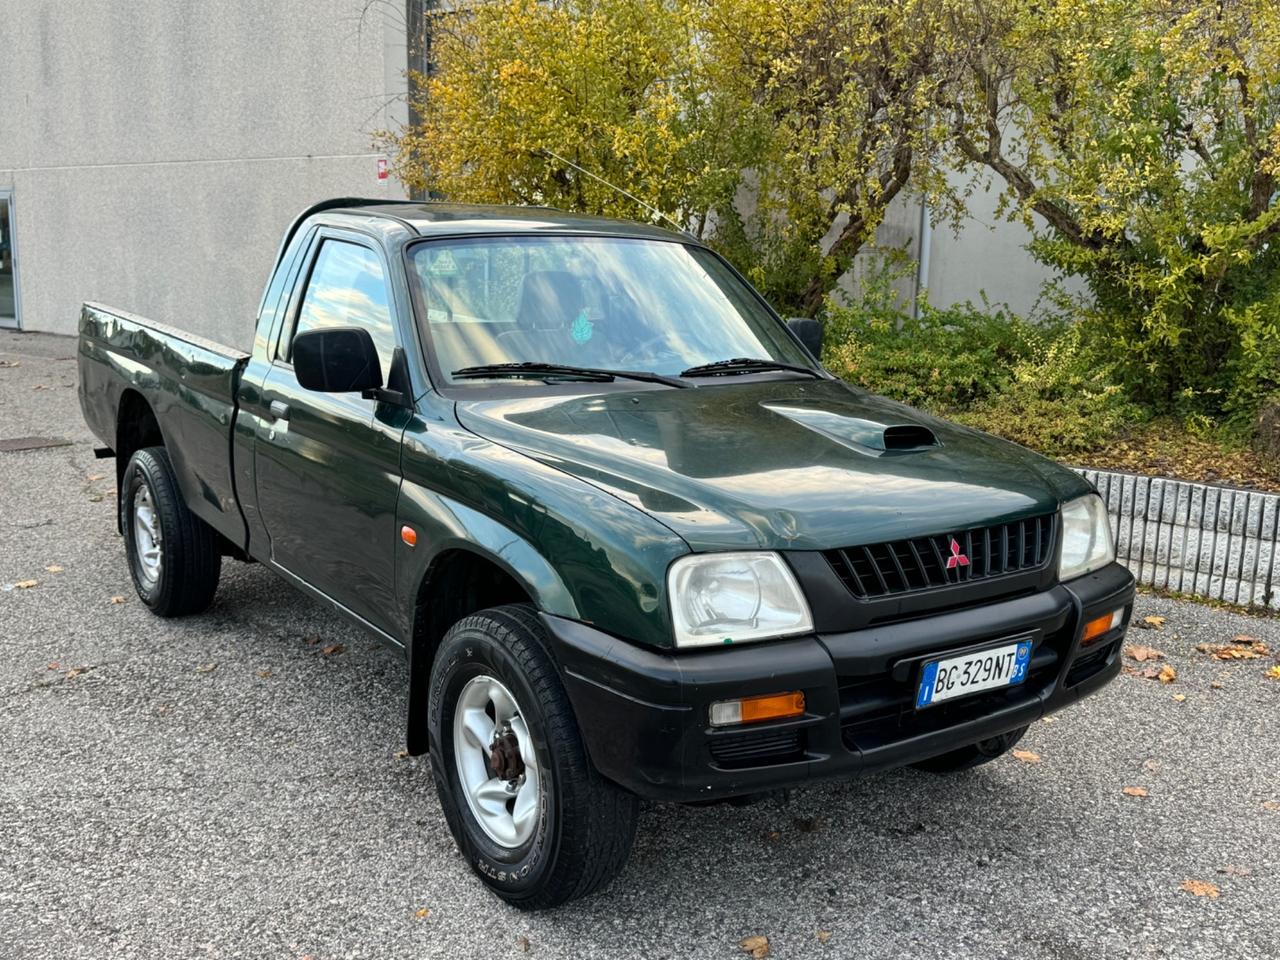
[1081,608,1124,646]
[709,691,806,727]
[400,525,418,547]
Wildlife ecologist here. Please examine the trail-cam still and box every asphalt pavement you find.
[2,329,1277,960]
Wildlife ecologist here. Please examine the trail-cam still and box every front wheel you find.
[121,446,221,617]
[428,605,638,909]
[912,725,1030,773]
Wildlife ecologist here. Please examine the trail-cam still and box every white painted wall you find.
[0,0,409,347]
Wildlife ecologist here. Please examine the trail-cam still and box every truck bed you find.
[78,302,250,547]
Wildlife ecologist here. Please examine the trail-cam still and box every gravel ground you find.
[2,329,1278,960]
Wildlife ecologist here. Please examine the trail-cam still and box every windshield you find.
[406,236,813,384]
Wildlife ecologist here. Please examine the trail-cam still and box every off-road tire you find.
[121,446,221,616]
[912,725,1030,773]
[428,604,639,909]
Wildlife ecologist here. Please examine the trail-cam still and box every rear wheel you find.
[428,604,638,909]
[121,446,221,616]
[912,725,1030,773]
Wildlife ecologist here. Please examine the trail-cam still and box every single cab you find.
[78,199,1135,908]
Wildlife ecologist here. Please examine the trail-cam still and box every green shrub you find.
[823,275,1141,458]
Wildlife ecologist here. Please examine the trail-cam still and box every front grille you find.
[824,514,1055,600]
[708,728,804,769]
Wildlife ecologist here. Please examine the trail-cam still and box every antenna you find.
[538,149,690,235]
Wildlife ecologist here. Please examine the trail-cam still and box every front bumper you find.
[544,562,1135,802]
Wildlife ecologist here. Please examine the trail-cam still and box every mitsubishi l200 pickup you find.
[78,198,1134,909]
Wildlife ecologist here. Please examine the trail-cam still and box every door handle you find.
[268,400,291,422]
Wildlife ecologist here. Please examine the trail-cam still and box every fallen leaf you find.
[765,830,781,842]
[47,661,61,671]
[1125,644,1165,662]
[1196,638,1271,660]
[1122,665,1161,679]
[1263,801,1280,812]
[1210,681,1224,689]
[0,359,20,367]
[87,473,105,482]
[1122,786,1149,797]
[394,749,410,760]
[1232,634,1256,644]
[88,494,104,503]
[1041,716,1057,724]
[1180,879,1220,899]
[816,930,832,943]
[44,564,64,573]
[1217,864,1252,878]
[321,643,345,657]
[108,596,127,604]
[196,662,217,674]
[1142,758,1161,773]
[1264,666,1280,681]
[15,579,38,589]
[516,936,530,953]
[64,667,90,679]
[1012,749,1042,764]
[739,936,770,959]
[1172,693,1187,702]
[414,907,430,919]
[256,669,273,679]
[1158,665,1177,684]
[1140,615,1167,630]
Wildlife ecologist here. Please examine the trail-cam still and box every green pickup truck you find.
[78,199,1134,908]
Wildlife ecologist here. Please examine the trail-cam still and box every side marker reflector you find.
[400,525,418,547]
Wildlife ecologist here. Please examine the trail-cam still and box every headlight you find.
[1058,493,1115,581]
[668,552,813,648]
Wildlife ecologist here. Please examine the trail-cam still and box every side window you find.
[290,240,396,378]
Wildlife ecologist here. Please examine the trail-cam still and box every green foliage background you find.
[385,0,1280,446]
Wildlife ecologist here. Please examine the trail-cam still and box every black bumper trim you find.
[542,562,1135,803]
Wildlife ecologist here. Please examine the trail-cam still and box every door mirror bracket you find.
[361,386,408,406]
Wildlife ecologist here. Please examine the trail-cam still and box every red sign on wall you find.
[377,158,389,181]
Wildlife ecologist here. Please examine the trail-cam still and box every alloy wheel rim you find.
[452,674,541,849]
[132,483,163,587]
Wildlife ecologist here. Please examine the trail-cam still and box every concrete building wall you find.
[838,172,1086,319]
[0,0,408,347]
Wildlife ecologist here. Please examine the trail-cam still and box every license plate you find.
[915,638,1033,708]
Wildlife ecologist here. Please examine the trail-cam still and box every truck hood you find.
[454,378,1092,551]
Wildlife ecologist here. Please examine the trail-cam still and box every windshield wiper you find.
[451,362,689,388]
[679,357,823,379]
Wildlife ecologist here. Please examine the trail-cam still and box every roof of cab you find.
[319,199,689,242]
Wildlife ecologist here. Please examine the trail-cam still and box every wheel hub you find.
[132,482,163,587]
[489,728,525,782]
[452,674,542,849]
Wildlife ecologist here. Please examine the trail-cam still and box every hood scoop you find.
[763,403,940,455]
[881,423,939,450]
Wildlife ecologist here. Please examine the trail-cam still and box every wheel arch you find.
[405,544,551,756]
[114,389,165,532]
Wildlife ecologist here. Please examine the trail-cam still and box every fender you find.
[395,480,580,757]
[394,481,580,633]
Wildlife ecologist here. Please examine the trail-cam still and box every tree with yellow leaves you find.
[941,0,1280,423]
[384,0,954,317]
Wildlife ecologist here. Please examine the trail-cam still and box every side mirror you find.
[292,326,384,394]
[786,317,824,362]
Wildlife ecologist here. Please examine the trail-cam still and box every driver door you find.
[253,232,408,634]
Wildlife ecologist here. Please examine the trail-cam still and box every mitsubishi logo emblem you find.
[946,538,970,571]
